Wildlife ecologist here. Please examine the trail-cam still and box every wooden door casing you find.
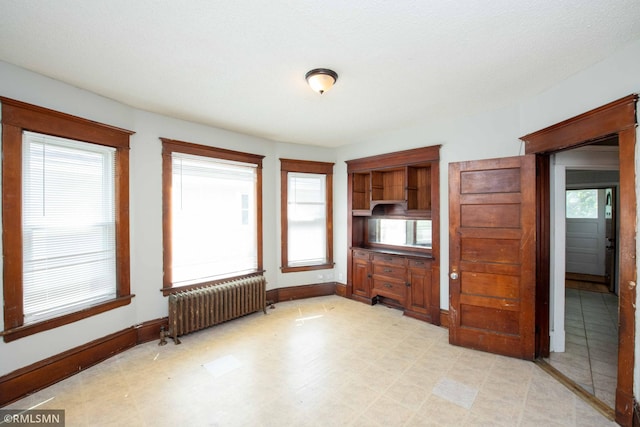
[449,155,537,360]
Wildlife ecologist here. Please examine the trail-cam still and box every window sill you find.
[161,270,265,296]
[281,263,335,274]
[2,295,134,343]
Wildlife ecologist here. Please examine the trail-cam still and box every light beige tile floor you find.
[547,288,618,408]
[6,295,616,426]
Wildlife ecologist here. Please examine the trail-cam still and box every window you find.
[566,189,598,218]
[2,97,133,342]
[280,159,334,272]
[162,138,264,292]
[367,218,432,249]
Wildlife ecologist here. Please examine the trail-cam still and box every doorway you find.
[520,94,637,426]
[545,145,621,409]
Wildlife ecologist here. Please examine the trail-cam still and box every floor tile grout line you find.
[579,290,597,394]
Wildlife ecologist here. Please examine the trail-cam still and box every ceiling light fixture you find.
[305,68,338,94]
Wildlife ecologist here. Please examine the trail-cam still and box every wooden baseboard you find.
[267,282,339,304]
[0,317,168,407]
[0,328,136,407]
[135,318,169,345]
[440,309,449,328]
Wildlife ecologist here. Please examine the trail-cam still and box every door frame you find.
[520,94,637,426]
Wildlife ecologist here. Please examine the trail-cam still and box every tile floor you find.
[5,296,616,426]
[547,288,619,408]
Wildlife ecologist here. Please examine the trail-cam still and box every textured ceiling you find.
[1,1,640,147]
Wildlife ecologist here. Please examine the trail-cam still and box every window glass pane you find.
[172,153,257,285]
[566,189,598,218]
[287,172,327,267]
[22,131,116,323]
[368,218,432,249]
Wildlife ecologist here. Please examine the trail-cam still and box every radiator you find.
[160,274,267,345]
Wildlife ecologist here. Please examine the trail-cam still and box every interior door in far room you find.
[565,188,606,278]
[449,155,536,360]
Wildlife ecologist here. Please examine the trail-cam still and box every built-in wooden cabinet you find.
[351,249,372,298]
[351,163,433,215]
[346,145,441,325]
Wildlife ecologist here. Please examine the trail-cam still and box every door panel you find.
[449,155,536,360]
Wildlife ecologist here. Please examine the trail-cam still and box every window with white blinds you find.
[22,131,117,324]
[286,172,327,267]
[171,152,258,286]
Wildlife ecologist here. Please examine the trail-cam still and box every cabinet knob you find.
[406,282,411,287]
[450,272,459,280]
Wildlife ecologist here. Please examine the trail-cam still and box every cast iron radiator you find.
[160,274,267,345]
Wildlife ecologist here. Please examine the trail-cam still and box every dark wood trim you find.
[279,158,334,272]
[160,138,265,292]
[440,309,449,328]
[280,158,334,174]
[266,282,337,304]
[430,160,441,325]
[0,327,137,407]
[616,126,637,426]
[335,283,347,297]
[281,263,336,274]
[160,138,264,166]
[535,359,615,421]
[520,93,637,427]
[2,296,134,343]
[135,318,169,345]
[2,124,23,331]
[346,145,441,172]
[1,98,133,341]
[0,97,134,148]
[521,94,638,154]
[536,155,551,358]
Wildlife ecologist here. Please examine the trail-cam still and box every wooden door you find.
[449,155,536,360]
[566,188,606,276]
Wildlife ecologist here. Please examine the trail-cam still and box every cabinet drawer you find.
[408,258,431,269]
[372,277,407,301]
[372,253,405,266]
[373,264,406,278]
[353,249,370,260]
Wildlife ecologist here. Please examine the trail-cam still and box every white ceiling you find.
[1,1,640,147]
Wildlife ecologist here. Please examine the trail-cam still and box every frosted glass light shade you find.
[305,68,338,94]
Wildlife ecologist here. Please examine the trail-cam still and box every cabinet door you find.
[407,259,432,315]
[352,258,371,297]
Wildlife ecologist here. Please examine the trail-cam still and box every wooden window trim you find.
[280,158,334,273]
[1,97,134,343]
[161,138,264,294]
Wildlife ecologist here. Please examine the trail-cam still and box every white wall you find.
[1,35,640,395]
[0,60,335,375]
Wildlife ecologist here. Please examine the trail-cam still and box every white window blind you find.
[22,131,117,324]
[171,153,257,286]
[287,172,327,267]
